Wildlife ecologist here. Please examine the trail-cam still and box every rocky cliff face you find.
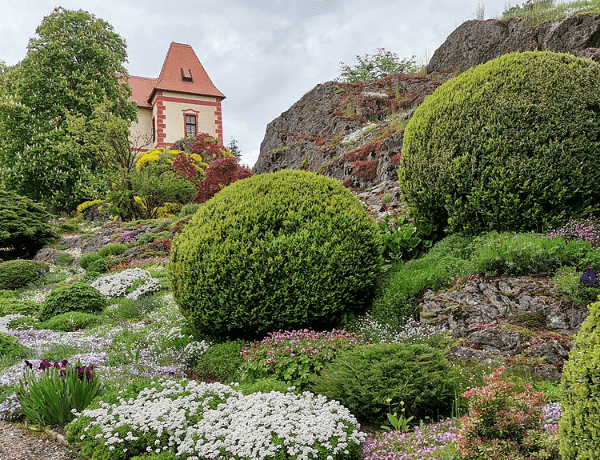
[254,13,600,193]
[427,14,600,73]
[253,73,454,189]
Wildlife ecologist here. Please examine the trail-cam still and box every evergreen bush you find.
[0,260,49,290]
[39,282,107,321]
[399,51,600,235]
[560,299,600,459]
[169,170,383,341]
[97,243,128,258]
[79,252,102,270]
[0,190,57,260]
[309,342,455,425]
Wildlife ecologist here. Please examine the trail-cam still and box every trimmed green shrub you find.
[40,311,104,332]
[399,51,600,236]
[0,259,49,290]
[79,252,102,270]
[0,190,57,260]
[39,282,107,321]
[560,299,600,458]
[309,342,455,425]
[169,170,383,341]
[0,299,40,316]
[0,332,29,361]
[97,243,128,258]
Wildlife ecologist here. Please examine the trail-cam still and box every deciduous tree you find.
[0,7,136,211]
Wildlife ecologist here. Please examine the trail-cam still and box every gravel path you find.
[0,421,79,460]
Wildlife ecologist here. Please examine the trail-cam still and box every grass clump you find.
[500,0,600,26]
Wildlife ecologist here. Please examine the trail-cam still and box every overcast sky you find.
[0,0,574,167]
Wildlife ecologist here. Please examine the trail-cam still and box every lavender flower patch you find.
[91,268,161,300]
[0,392,21,421]
[4,329,113,356]
[542,402,561,432]
[71,379,366,460]
[362,418,460,460]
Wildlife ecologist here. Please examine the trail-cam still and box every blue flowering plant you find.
[18,358,102,425]
[580,265,599,287]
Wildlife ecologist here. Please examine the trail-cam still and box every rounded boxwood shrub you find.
[399,51,600,236]
[0,260,48,290]
[309,342,455,425]
[169,170,383,341]
[560,299,600,459]
[39,282,107,321]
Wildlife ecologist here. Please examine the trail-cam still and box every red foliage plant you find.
[172,152,198,182]
[194,157,253,204]
[190,132,229,165]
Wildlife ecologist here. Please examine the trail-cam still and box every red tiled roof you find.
[150,42,225,102]
[128,75,157,109]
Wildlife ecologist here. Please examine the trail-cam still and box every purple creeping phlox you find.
[241,329,370,387]
[120,231,137,243]
[362,418,460,460]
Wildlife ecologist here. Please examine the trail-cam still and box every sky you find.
[0,0,563,168]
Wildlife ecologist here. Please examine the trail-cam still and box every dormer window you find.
[181,68,193,82]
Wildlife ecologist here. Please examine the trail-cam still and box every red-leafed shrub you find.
[194,157,253,203]
[190,133,230,165]
[172,152,198,182]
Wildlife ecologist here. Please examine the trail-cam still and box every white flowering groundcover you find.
[91,268,161,300]
[67,378,366,460]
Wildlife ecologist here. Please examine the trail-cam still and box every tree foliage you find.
[337,48,419,82]
[0,7,136,211]
[194,156,252,204]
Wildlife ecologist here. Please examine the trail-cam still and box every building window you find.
[152,117,156,143]
[185,115,197,137]
[181,68,193,82]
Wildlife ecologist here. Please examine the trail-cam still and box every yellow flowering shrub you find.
[76,200,105,215]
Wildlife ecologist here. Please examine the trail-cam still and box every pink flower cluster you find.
[547,217,600,249]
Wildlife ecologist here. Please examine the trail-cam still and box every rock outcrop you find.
[253,73,454,189]
[427,14,600,73]
[419,274,589,380]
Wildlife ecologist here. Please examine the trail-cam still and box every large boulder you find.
[427,15,600,73]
